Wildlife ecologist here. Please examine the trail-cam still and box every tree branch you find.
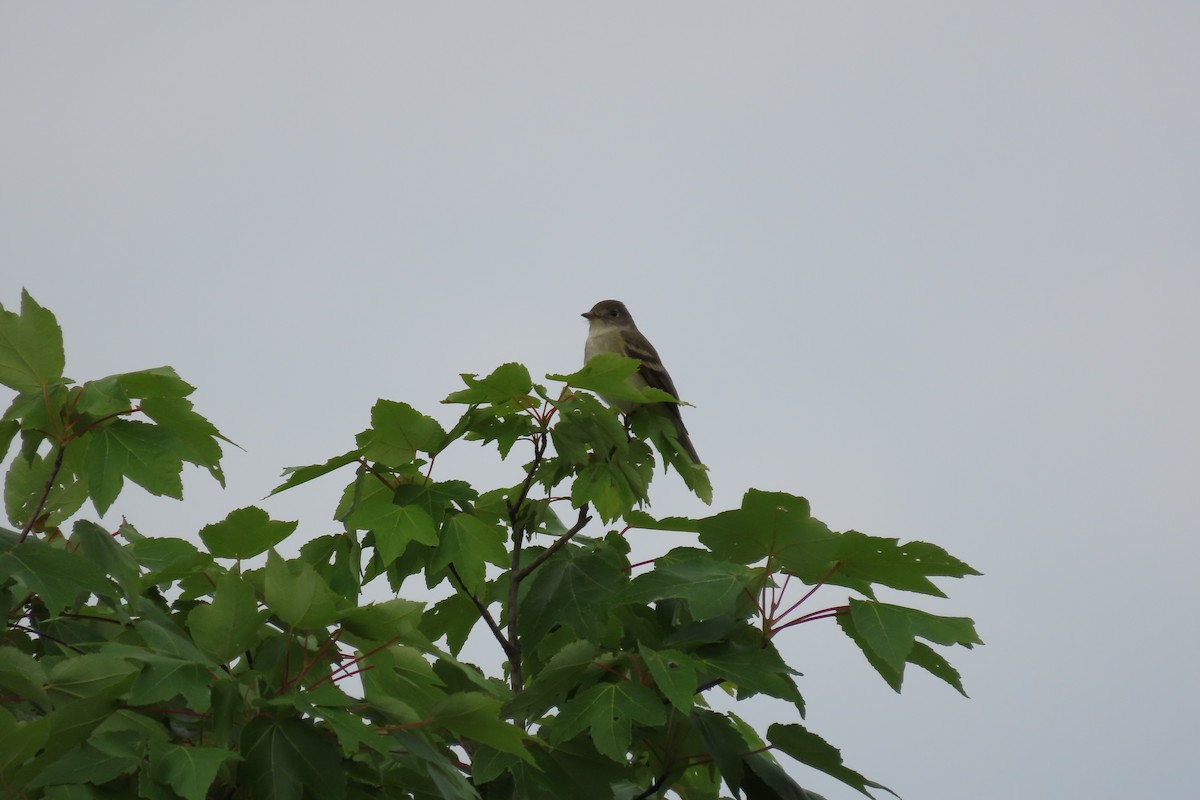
[514,504,591,583]
[504,431,549,694]
[19,443,66,543]
[447,564,515,665]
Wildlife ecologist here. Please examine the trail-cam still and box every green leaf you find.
[695,640,803,707]
[0,290,65,393]
[432,693,534,763]
[47,654,138,701]
[548,680,667,762]
[509,639,602,717]
[519,545,628,642]
[151,741,241,800]
[139,396,228,484]
[73,519,141,600]
[691,709,750,794]
[0,705,50,778]
[0,646,50,711]
[623,547,755,620]
[697,490,839,582]
[199,506,298,560]
[269,448,363,497]
[443,362,533,404]
[848,600,915,675]
[264,550,343,629]
[5,444,88,528]
[571,462,643,523]
[639,646,699,714]
[344,481,439,564]
[907,641,968,696]
[0,419,18,464]
[768,723,895,797]
[550,354,678,405]
[830,530,981,598]
[356,399,446,466]
[430,512,507,594]
[85,419,184,503]
[0,537,115,612]
[239,715,346,800]
[340,598,425,642]
[187,571,265,662]
[841,600,982,692]
[115,366,195,399]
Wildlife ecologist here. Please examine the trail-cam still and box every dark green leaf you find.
[0,537,115,612]
[199,506,298,560]
[344,480,439,564]
[74,519,140,600]
[430,512,507,594]
[0,646,49,710]
[831,530,981,598]
[548,680,666,762]
[768,723,895,797]
[624,547,755,620]
[47,654,138,701]
[907,641,968,696]
[432,693,534,763]
[151,741,241,800]
[640,646,699,714]
[0,290,65,393]
[519,545,627,642]
[239,716,346,800]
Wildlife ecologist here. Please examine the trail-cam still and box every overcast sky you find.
[3,4,1198,798]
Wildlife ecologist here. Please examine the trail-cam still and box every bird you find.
[581,299,701,464]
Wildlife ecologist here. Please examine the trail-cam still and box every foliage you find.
[0,291,981,799]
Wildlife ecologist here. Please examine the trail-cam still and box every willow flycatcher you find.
[581,299,701,464]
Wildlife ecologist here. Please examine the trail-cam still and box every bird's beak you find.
[581,311,594,320]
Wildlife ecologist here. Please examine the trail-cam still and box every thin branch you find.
[772,605,850,634]
[19,443,66,543]
[505,431,549,694]
[447,563,515,664]
[513,504,591,583]
[773,561,842,623]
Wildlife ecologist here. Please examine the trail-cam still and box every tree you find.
[0,290,981,799]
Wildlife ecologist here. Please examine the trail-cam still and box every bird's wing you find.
[622,329,681,401]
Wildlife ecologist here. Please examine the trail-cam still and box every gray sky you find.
[3,4,1198,798]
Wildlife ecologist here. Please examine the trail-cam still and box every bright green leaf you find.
[549,354,678,405]
[357,399,446,466]
[269,448,363,497]
[430,512,507,594]
[443,362,533,405]
[340,598,425,642]
[199,506,298,560]
[0,290,65,393]
[264,550,343,629]
[187,572,265,662]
